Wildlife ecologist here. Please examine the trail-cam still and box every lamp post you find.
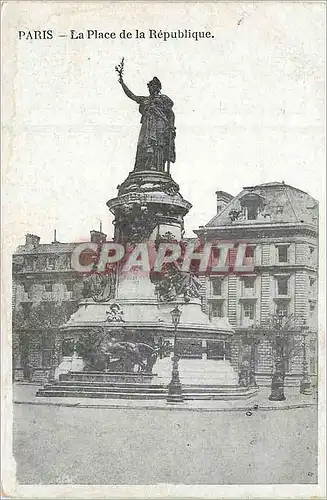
[300,324,312,395]
[269,311,286,401]
[166,305,184,404]
[248,333,259,388]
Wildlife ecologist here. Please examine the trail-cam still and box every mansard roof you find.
[205,182,318,228]
[14,242,83,256]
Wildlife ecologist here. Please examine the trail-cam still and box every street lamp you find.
[269,311,286,401]
[166,305,184,404]
[300,323,313,395]
[248,333,259,388]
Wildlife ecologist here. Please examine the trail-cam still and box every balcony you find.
[240,288,257,299]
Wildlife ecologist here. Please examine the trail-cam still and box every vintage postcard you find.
[1,1,326,498]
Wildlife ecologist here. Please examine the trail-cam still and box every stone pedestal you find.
[50,169,243,398]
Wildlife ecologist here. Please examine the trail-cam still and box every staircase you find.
[35,371,258,400]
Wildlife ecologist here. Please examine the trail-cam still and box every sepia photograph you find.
[1,1,325,498]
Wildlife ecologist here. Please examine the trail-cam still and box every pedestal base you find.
[155,357,239,386]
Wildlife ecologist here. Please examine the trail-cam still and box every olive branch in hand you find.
[115,57,125,79]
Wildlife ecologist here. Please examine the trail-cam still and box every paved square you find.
[13,402,317,484]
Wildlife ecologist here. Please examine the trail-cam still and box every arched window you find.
[239,193,265,221]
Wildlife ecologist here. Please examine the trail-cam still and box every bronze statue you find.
[104,338,156,373]
[116,59,176,173]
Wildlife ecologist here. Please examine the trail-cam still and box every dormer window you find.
[246,204,259,220]
[239,193,265,221]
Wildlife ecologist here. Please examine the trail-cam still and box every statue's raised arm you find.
[118,76,143,104]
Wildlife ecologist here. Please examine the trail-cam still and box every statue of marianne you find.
[118,73,176,173]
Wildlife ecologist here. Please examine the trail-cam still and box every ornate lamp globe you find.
[170,305,182,328]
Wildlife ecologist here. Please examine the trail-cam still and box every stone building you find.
[12,230,107,381]
[195,181,319,386]
[12,182,318,386]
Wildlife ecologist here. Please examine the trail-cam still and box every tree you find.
[259,313,303,374]
[12,301,78,374]
[255,313,304,401]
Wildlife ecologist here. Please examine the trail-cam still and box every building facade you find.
[12,182,319,386]
[196,182,318,385]
[12,230,107,382]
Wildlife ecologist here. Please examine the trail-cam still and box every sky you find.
[2,1,325,253]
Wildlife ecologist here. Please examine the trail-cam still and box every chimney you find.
[52,229,59,244]
[215,191,233,215]
[90,230,107,244]
[25,233,40,248]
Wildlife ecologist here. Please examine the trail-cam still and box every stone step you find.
[36,390,167,399]
[41,384,167,393]
[36,389,256,400]
[51,381,165,388]
[43,381,252,393]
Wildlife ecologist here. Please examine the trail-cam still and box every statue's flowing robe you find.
[134,94,175,172]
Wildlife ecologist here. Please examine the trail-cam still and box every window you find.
[243,302,255,320]
[211,301,223,318]
[66,281,74,292]
[246,204,258,220]
[245,245,255,261]
[23,282,31,293]
[276,303,288,317]
[47,257,56,270]
[25,258,33,270]
[277,245,288,263]
[44,282,52,292]
[276,276,288,295]
[309,276,316,286]
[240,193,265,221]
[309,302,316,312]
[211,278,222,295]
[243,277,255,289]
